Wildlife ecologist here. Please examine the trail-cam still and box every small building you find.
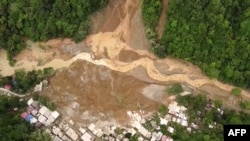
[30,117,38,124]
[69,119,75,125]
[39,106,50,115]
[21,112,28,119]
[81,132,93,141]
[4,84,12,90]
[38,115,47,123]
[150,121,158,129]
[88,123,96,132]
[168,101,181,116]
[44,110,52,118]
[138,126,151,138]
[34,82,43,92]
[161,135,173,141]
[138,137,144,141]
[52,126,62,136]
[66,128,78,141]
[160,118,168,125]
[79,127,86,134]
[31,109,38,116]
[27,98,34,106]
[31,101,39,110]
[35,122,43,128]
[96,129,104,138]
[51,111,60,119]
[25,114,33,122]
[152,132,163,140]
[181,120,188,127]
[167,127,174,133]
[62,135,70,141]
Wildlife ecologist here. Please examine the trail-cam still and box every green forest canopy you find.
[142,0,250,88]
[0,0,107,62]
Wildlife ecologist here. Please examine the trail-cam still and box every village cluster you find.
[18,96,192,141]
[18,82,225,141]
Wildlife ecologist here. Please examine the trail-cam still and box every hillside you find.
[0,0,107,63]
[142,0,250,88]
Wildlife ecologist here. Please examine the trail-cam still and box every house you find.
[69,119,74,125]
[138,137,144,141]
[150,121,158,129]
[21,112,29,119]
[27,98,34,106]
[52,126,62,136]
[152,132,163,140]
[25,114,33,122]
[35,122,43,128]
[168,101,180,116]
[26,106,34,113]
[138,126,151,138]
[51,111,60,119]
[79,127,86,134]
[181,120,188,127]
[44,110,52,118]
[161,135,173,141]
[30,117,38,124]
[88,123,96,132]
[20,112,34,123]
[96,129,104,138]
[81,132,93,141]
[39,106,50,115]
[4,84,12,90]
[127,128,136,136]
[31,109,38,116]
[66,128,78,141]
[187,127,192,133]
[34,82,43,92]
[160,118,168,125]
[167,127,174,133]
[61,135,70,141]
[31,101,39,110]
[52,135,62,141]
[38,115,47,123]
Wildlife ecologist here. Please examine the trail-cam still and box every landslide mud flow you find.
[43,60,160,125]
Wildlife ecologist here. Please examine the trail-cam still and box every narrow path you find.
[0,88,29,97]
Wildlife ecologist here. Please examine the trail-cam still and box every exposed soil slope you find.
[44,60,160,124]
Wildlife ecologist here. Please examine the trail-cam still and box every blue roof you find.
[25,114,33,122]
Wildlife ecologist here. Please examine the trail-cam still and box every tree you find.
[143,0,250,88]
[166,83,183,95]
[29,129,51,141]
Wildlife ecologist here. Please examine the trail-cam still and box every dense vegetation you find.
[0,0,107,62]
[0,96,51,141]
[0,67,54,94]
[172,94,250,140]
[142,0,250,88]
[166,83,184,95]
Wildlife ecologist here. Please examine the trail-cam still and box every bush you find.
[166,83,183,94]
[231,88,241,97]
[240,101,250,109]
[158,104,168,117]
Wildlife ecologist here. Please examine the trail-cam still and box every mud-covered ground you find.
[43,60,162,125]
